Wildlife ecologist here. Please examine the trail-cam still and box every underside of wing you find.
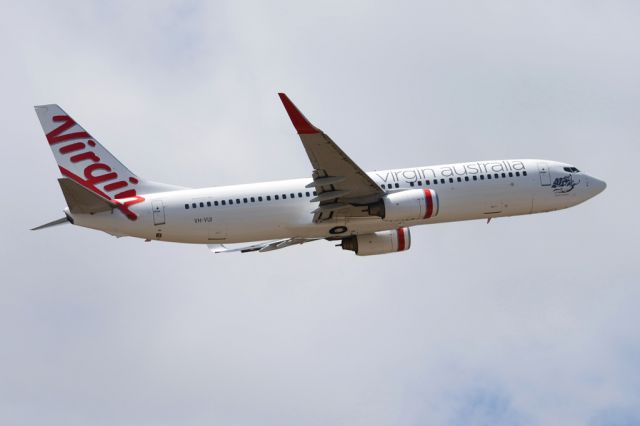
[207,237,322,254]
[278,93,385,222]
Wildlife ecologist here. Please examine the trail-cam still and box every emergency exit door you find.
[537,162,551,186]
[151,200,166,226]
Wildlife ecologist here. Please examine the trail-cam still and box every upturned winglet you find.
[278,93,320,134]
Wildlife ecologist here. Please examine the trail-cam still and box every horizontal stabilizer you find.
[58,178,116,214]
[31,215,70,231]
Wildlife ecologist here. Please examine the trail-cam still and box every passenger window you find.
[418,181,422,186]
[449,178,454,183]
[267,196,271,201]
[192,203,196,208]
[440,179,445,184]
[250,197,255,202]
[480,175,485,180]
[258,196,263,202]
[214,201,219,206]
[298,192,302,197]
[207,201,211,207]
[425,180,430,185]
[243,198,248,203]
[395,183,400,188]
[282,194,287,199]
[305,192,310,197]
[457,177,462,182]
[229,200,233,205]
[472,175,477,181]
[487,174,492,179]
[410,182,415,187]
[290,193,295,198]
[433,180,438,185]
[221,200,226,205]
[185,204,189,209]
[515,172,520,177]
[236,199,240,204]
[313,191,317,196]
[494,173,499,179]
[275,195,279,200]
[464,176,469,182]
[501,173,506,178]
[508,172,513,177]
[523,171,528,176]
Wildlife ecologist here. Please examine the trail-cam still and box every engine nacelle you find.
[341,228,411,256]
[368,189,439,221]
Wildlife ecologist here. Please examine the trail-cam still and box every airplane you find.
[32,93,606,255]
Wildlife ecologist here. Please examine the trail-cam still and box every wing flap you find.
[305,176,345,188]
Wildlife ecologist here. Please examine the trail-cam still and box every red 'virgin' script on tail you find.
[47,115,144,220]
[47,115,91,144]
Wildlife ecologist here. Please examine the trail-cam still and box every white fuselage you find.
[70,159,606,244]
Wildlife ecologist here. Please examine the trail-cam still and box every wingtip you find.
[278,93,320,134]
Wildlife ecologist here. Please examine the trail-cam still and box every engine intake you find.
[341,228,411,256]
[368,189,439,221]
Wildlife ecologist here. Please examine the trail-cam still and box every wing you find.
[278,93,385,222]
[207,237,322,254]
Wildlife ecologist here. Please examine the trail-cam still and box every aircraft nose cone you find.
[589,176,607,196]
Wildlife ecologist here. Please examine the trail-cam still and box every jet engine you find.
[368,189,439,221]
[341,228,411,256]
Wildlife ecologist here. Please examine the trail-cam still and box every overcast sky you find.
[1,1,639,425]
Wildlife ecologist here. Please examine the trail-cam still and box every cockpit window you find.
[563,167,581,173]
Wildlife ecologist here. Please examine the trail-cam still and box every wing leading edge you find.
[278,93,385,222]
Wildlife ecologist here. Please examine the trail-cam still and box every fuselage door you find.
[151,200,166,226]
[537,162,551,186]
